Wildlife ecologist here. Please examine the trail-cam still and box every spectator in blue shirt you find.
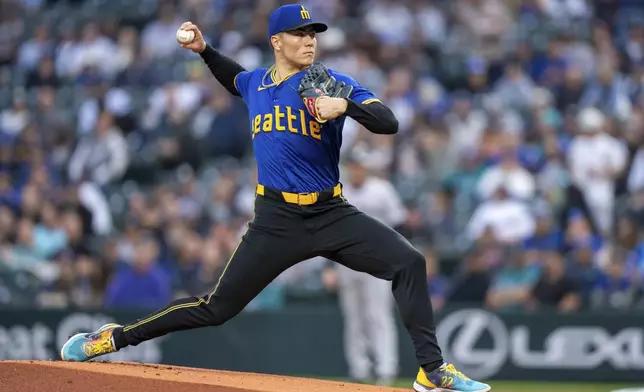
[568,245,602,307]
[486,249,541,312]
[173,233,205,296]
[531,37,569,87]
[627,241,644,276]
[592,252,638,310]
[32,201,67,259]
[563,210,604,253]
[104,237,171,309]
[524,212,561,252]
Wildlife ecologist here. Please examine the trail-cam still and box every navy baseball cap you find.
[268,4,328,37]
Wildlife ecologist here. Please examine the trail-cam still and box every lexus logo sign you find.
[436,309,644,380]
[436,309,509,379]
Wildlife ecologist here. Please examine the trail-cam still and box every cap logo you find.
[300,6,311,20]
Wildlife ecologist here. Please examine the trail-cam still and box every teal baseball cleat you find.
[60,323,121,362]
[413,363,491,392]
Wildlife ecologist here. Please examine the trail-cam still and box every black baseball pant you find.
[112,184,443,370]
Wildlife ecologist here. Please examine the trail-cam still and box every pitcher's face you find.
[273,26,317,68]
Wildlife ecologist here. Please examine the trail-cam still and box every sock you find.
[111,327,127,350]
[422,360,445,374]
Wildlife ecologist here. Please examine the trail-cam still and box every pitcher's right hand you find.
[178,21,207,53]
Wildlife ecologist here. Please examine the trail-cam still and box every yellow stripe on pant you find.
[122,220,250,333]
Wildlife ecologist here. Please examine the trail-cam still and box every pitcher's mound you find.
[0,361,408,392]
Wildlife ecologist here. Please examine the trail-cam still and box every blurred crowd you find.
[1,0,644,313]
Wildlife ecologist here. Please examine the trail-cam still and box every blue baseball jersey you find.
[234,66,380,193]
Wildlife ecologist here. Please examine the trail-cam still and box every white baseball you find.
[176,28,195,44]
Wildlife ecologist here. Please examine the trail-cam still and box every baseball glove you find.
[299,62,353,123]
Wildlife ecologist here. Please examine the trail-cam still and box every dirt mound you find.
[0,361,409,392]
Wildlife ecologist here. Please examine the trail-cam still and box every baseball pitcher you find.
[60,5,490,392]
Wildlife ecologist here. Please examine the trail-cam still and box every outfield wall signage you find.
[1,307,643,382]
[436,308,644,382]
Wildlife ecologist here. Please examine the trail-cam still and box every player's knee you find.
[204,300,238,327]
[388,246,425,279]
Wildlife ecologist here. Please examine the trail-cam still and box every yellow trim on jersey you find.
[361,98,381,105]
[121,219,252,333]
[257,65,299,91]
[270,67,298,85]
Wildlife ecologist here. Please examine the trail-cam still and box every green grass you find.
[390,380,643,392]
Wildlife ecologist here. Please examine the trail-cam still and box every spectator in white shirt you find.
[625,25,644,65]
[75,22,117,79]
[364,0,413,47]
[537,0,590,23]
[382,67,415,135]
[140,4,183,60]
[566,107,627,235]
[444,91,488,156]
[0,94,30,137]
[112,26,139,74]
[142,82,203,132]
[68,111,128,187]
[330,155,406,386]
[414,1,447,46]
[629,146,644,193]
[455,0,513,62]
[467,185,536,244]
[477,147,536,201]
[17,25,53,70]
[55,26,83,80]
[493,58,536,110]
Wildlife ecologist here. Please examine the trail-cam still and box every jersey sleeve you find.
[330,70,382,105]
[233,70,253,99]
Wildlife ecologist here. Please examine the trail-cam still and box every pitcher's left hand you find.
[315,96,348,121]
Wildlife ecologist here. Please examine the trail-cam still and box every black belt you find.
[256,183,343,205]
